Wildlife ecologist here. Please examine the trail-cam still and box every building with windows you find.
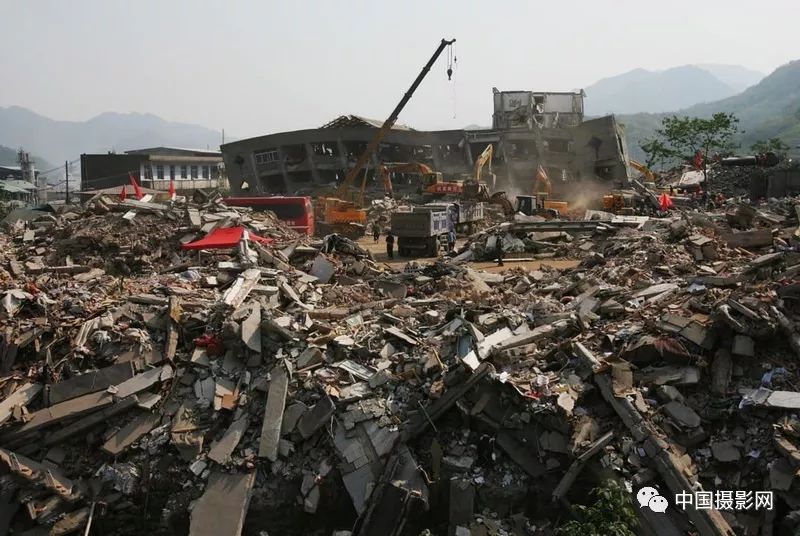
[80,147,224,194]
[220,89,630,200]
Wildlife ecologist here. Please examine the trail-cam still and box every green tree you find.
[751,137,790,156]
[643,112,740,187]
[556,479,638,536]
[640,137,671,169]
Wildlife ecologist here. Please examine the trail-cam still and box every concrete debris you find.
[0,191,798,535]
[189,471,255,536]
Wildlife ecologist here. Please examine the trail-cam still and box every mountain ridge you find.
[618,59,800,162]
[0,106,226,166]
[584,64,764,116]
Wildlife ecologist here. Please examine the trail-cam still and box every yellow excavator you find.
[315,38,456,237]
[375,162,443,198]
[601,160,656,214]
[629,159,656,185]
[514,165,569,217]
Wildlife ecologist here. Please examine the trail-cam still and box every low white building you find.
[127,147,224,191]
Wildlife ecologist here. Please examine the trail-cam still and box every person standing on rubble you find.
[494,233,504,267]
[386,231,395,259]
[447,229,456,252]
[372,223,380,243]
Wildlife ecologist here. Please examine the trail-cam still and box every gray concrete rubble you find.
[0,191,799,535]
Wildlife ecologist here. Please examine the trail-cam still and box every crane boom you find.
[335,38,456,201]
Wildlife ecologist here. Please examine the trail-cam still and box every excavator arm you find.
[473,144,494,182]
[629,159,655,183]
[533,165,552,196]
[380,162,435,196]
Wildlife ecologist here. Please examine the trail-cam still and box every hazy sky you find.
[1,0,797,139]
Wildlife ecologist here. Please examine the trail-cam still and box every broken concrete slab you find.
[188,471,255,536]
[222,268,261,309]
[10,390,115,438]
[47,362,135,405]
[258,366,288,461]
[281,402,308,436]
[209,416,249,465]
[42,395,139,448]
[374,280,408,299]
[495,430,545,477]
[634,283,679,299]
[241,304,262,353]
[297,395,336,439]
[111,365,170,399]
[732,334,755,357]
[663,401,701,428]
[710,349,732,395]
[710,440,741,463]
[101,412,161,456]
[309,255,335,283]
[721,229,773,249]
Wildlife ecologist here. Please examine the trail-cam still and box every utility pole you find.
[65,160,70,204]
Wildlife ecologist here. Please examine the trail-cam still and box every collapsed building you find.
[221,89,630,200]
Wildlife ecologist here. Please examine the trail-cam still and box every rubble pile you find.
[709,166,766,199]
[0,193,799,535]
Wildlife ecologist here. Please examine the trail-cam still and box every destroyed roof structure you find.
[1,182,800,536]
[221,89,630,200]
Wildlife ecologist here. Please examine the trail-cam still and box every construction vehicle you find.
[514,195,560,218]
[462,144,494,200]
[316,38,456,237]
[376,162,441,198]
[629,159,657,186]
[391,207,450,257]
[422,201,485,233]
[530,165,569,216]
[601,190,640,214]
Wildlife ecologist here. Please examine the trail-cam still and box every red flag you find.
[168,179,176,201]
[659,192,674,212]
[693,150,704,170]
[119,185,127,201]
[128,172,144,200]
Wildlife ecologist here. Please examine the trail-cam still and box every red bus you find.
[223,196,315,236]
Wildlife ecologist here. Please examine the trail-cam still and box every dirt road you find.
[357,237,580,272]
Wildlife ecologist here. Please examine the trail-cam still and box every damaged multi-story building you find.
[221,88,630,198]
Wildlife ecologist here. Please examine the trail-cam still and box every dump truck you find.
[391,207,450,257]
[422,201,485,233]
